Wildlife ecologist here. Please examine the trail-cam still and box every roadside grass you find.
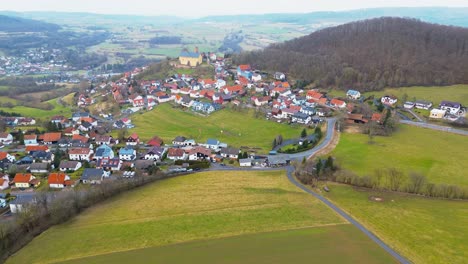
[331,124,468,186]
[323,184,468,264]
[7,170,347,263]
[127,103,301,153]
[60,225,396,264]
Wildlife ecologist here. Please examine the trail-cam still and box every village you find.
[0,47,466,215]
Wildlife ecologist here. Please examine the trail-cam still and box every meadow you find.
[0,97,72,119]
[324,184,468,264]
[331,124,468,186]
[128,103,302,152]
[5,170,395,264]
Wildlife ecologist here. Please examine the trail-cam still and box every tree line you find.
[234,17,468,91]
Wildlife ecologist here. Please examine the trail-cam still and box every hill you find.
[0,15,60,32]
[234,17,468,91]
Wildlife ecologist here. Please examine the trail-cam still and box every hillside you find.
[234,17,468,90]
[0,15,60,32]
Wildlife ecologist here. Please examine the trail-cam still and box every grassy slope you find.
[0,98,72,119]
[324,184,468,264]
[332,125,468,186]
[61,225,396,264]
[128,103,301,152]
[8,171,348,264]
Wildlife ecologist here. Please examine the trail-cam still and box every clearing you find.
[332,124,468,186]
[7,171,396,264]
[324,184,468,264]
[128,103,302,152]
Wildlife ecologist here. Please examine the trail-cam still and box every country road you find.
[400,119,468,136]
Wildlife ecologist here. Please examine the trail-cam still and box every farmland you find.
[128,103,302,152]
[324,184,468,264]
[6,170,399,264]
[331,124,468,186]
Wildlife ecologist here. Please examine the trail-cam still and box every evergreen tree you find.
[301,128,307,138]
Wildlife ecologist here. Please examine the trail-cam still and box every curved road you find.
[211,118,410,263]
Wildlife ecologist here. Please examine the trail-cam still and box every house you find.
[59,161,82,172]
[346,90,361,100]
[188,146,211,161]
[134,160,154,171]
[371,113,383,123]
[69,148,93,161]
[274,72,286,81]
[179,49,202,67]
[430,109,446,119]
[220,147,240,159]
[24,134,38,146]
[292,112,312,124]
[80,168,108,184]
[306,90,323,101]
[205,139,220,150]
[346,114,368,124]
[403,101,415,109]
[147,136,164,147]
[72,112,90,122]
[267,155,290,167]
[94,144,114,160]
[172,136,187,146]
[10,195,36,213]
[0,175,10,191]
[41,132,62,144]
[13,173,36,188]
[237,64,252,79]
[0,193,7,206]
[239,158,252,167]
[96,158,122,171]
[255,96,271,106]
[439,101,463,115]
[25,145,49,154]
[119,147,136,161]
[300,107,316,116]
[16,156,34,165]
[31,151,54,163]
[72,134,89,144]
[48,173,71,188]
[0,133,13,145]
[415,100,433,110]
[144,146,165,161]
[95,135,112,145]
[330,98,347,108]
[125,133,140,146]
[252,73,262,82]
[381,95,398,106]
[167,148,187,160]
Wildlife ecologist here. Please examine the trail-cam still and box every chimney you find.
[195,46,199,54]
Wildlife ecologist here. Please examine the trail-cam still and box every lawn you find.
[324,184,468,264]
[7,171,356,263]
[61,225,396,264]
[0,98,72,119]
[128,103,302,152]
[332,124,468,186]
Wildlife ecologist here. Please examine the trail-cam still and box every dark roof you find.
[220,147,239,156]
[81,168,104,181]
[180,51,200,58]
[173,136,186,143]
[59,161,80,169]
[440,101,461,108]
[29,163,48,170]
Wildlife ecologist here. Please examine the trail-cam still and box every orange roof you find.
[42,132,62,142]
[14,173,33,183]
[318,98,328,104]
[225,85,243,93]
[69,148,92,155]
[168,148,185,157]
[26,145,49,152]
[72,134,89,143]
[128,133,139,140]
[289,105,301,111]
[0,152,8,160]
[48,173,67,185]
[80,117,95,123]
[307,90,323,100]
[238,64,251,71]
[331,98,346,106]
[0,178,5,186]
[24,134,37,140]
[372,113,383,122]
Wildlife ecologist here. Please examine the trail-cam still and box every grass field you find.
[128,104,301,152]
[6,170,379,264]
[61,225,396,264]
[0,98,72,119]
[332,124,468,186]
[324,184,468,264]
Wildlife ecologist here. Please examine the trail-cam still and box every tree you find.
[301,128,307,138]
[387,168,404,191]
[401,93,408,104]
[242,152,248,159]
[314,127,322,139]
[53,147,63,169]
[272,138,277,149]
[16,129,24,145]
[407,172,427,194]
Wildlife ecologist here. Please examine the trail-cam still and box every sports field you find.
[324,184,468,264]
[128,103,302,152]
[7,171,396,264]
[332,124,468,186]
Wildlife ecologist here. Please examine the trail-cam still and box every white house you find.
[59,161,82,172]
[252,73,262,82]
[0,175,9,191]
[429,109,446,119]
[144,146,166,161]
[415,100,433,110]
[291,112,312,124]
[69,148,94,161]
[0,133,13,145]
[346,90,361,100]
[403,102,415,109]
[220,147,239,159]
[439,101,463,115]
[48,173,71,189]
[381,95,398,106]
[167,148,187,160]
[13,173,35,189]
[118,147,136,161]
[239,158,252,167]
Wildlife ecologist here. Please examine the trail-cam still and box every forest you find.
[234,17,468,90]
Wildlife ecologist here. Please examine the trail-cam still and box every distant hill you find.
[234,17,468,90]
[0,15,60,32]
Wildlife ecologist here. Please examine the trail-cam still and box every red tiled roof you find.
[238,64,251,71]
[331,98,346,106]
[42,132,62,142]
[14,173,33,183]
[0,152,8,160]
[24,134,37,140]
[147,136,163,147]
[69,148,92,155]
[48,173,67,185]
[26,145,49,152]
[168,148,185,157]
[72,134,89,143]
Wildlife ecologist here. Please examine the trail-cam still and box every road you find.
[400,119,468,136]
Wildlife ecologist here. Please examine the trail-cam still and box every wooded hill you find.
[234,17,468,91]
[0,15,60,32]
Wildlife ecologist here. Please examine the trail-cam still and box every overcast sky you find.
[1,0,467,17]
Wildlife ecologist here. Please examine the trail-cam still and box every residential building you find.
[59,161,82,172]
[80,168,109,184]
[29,163,49,174]
[96,158,122,171]
[69,148,93,161]
[144,146,166,161]
[430,109,446,119]
[48,173,71,188]
[239,158,253,167]
[0,133,13,145]
[220,147,240,159]
[24,134,38,146]
[167,148,187,160]
[415,100,433,110]
[291,112,312,124]
[13,173,36,188]
[346,90,361,100]
[119,147,136,161]
[381,95,398,106]
[94,144,114,160]
[440,101,463,115]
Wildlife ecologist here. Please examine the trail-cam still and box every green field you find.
[332,125,468,186]
[60,225,396,264]
[128,103,301,152]
[324,184,468,264]
[7,170,398,264]
[0,98,72,119]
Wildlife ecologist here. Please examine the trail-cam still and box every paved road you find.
[400,120,468,136]
[272,133,317,151]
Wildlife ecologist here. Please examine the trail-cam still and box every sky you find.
[1,0,468,18]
